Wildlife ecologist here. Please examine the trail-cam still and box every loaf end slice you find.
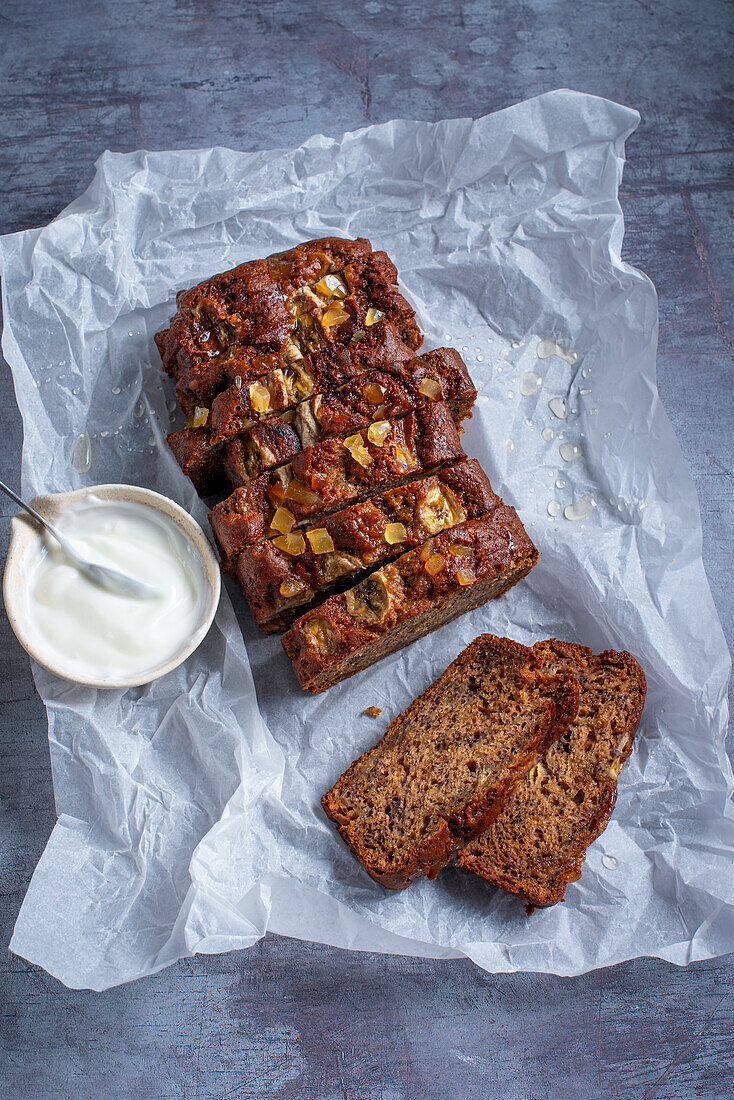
[457,640,646,906]
[321,634,580,890]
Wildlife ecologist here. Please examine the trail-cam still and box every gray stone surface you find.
[0,1,732,1097]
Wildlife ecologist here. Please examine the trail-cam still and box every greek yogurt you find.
[25,497,206,682]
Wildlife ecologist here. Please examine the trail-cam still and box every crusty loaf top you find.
[208,346,476,446]
[235,459,499,627]
[155,237,422,393]
[283,510,538,690]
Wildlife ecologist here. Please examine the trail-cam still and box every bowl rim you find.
[3,483,221,690]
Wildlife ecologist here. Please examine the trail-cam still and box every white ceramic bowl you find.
[3,483,221,689]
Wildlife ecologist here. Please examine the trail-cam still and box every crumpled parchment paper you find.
[2,90,732,990]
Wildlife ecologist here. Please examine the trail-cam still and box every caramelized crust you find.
[321,634,579,889]
[457,641,646,906]
[236,460,498,632]
[282,511,538,693]
[209,403,466,569]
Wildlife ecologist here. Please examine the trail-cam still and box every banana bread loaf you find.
[209,403,466,570]
[321,634,579,889]
[281,511,538,694]
[457,640,646,906]
[237,460,498,632]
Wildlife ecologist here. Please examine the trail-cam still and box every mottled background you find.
[1,2,732,1097]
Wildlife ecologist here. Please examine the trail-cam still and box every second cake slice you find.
[457,640,646,906]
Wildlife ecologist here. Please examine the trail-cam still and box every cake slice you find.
[209,403,466,570]
[282,510,538,694]
[237,460,498,633]
[457,640,646,906]
[321,635,580,889]
[174,348,475,495]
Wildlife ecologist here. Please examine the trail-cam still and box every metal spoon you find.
[0,479,161,600]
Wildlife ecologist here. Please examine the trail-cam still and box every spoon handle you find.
[0,478,67,545]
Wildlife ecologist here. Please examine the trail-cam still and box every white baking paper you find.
[2,90,732,990]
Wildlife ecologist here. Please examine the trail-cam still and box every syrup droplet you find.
[519,371,543,396]
[505,439,515,455]
[580,388,591,395]
[476,355,484,362]
[602,854,618,870]
[547,469,555,477]
[511,340,522,349]
[555,478,567,489]
[559,442,582,463]
[500,348,510,358]
[524,417,534,428]
[547,500,562,518]
[71,432,91,474]
[564,493,597,521]
[541,427,554,442]
[617,498,627,511]
[581,366,591,378]
[111,386,121,395]
[507,391,515,399]
[134,399,146,418]
[548,397,568,420]
[536,338,579,365]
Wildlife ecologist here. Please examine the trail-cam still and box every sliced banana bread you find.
[170,347,475,496]
[209,347,475,445]
[457,640,646,906]
[237,460,498,632]
[209,402,466,570]
[282,510,538,694]
[321,635,580,889]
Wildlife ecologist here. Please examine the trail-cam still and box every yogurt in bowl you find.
[3,485,221,689]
